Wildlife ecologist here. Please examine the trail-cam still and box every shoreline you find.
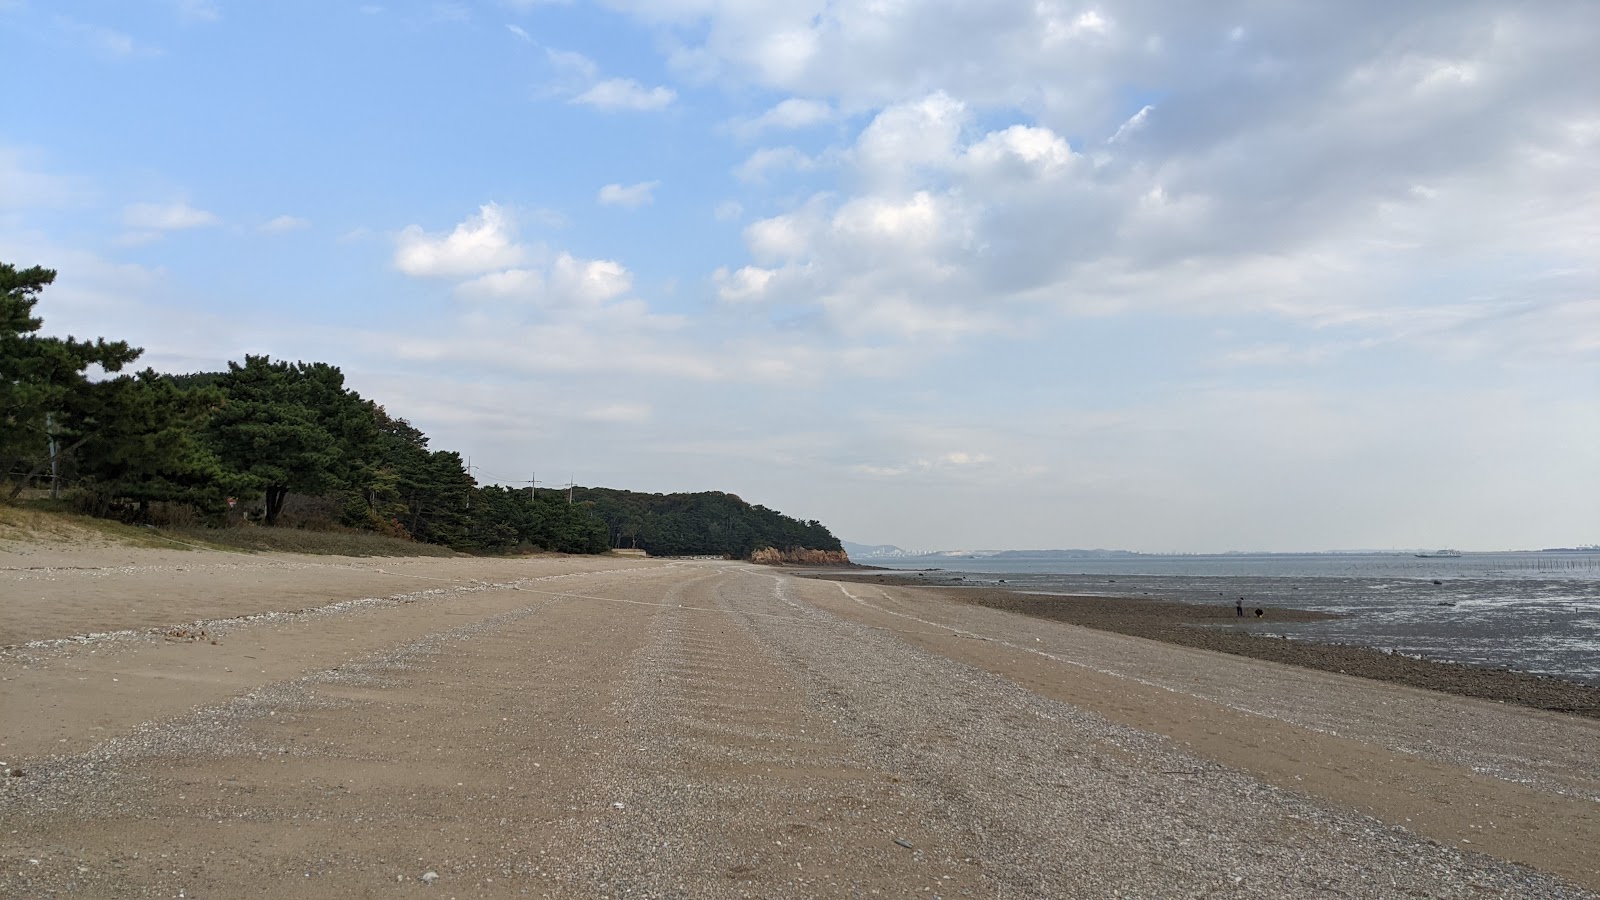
[802,571,1600,719]
[6,547,1600,893]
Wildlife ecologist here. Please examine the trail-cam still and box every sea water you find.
[865,553,1600,686]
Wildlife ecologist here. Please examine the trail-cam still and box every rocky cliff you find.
[750,547,853,566]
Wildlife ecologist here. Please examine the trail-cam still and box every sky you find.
[2,0,1597,553]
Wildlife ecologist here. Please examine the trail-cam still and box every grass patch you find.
[0,501,193,550]
[1,500,457,558]
[163,526,459,558]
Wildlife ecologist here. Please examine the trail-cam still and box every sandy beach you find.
[4,542,1599,897]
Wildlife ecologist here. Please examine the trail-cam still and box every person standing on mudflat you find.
[1237,598,1245,617]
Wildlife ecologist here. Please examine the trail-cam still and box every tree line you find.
[575,487,843,558]
[1,261,843,558]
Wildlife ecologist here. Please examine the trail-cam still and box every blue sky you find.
[3,0,1596,552]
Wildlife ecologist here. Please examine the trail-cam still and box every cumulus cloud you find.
[668,0,1598,362]
[731,97,833,139]
[572,78,676,111]
[19,0,1596,552]
[539,45,676,113]
[394,203,526,277]
[853,92,966,181]
[548,253,632,306]
[712,265,776,303]
[453,251,635,316]
[961,125,1076,182]
[597,180,660,208]
[742,210,816,264]
[734,146,816,183]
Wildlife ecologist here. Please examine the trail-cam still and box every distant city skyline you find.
[3,1,1596,552]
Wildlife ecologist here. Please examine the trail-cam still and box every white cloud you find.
[541,47,676,114]
[1108,104,1153,143]
[961,124,1076,181]
[545,48,598,81]
[734,146,816,182]
[394,203,526,277]
[572,78,675,111]
[505,23,531,42]
[731,98,833,139]
[713,265,776,303]
[742,212,814,263]
[831,191,945,249]
[260,215,310,234]
[453,252,633,312]
[853,92,966,182]
[850,448,994,480]
[13,0,1599,554]
[123,201,219,230]
[548,253,631,306]
[679,0,1599,359]
[455,267,544,300]
[597,180,660,208]
[1041,8,1110,45]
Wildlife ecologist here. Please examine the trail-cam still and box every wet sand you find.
[807,572,1600,719]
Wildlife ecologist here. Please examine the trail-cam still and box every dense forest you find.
[575,487,842,558]
[0,261,843,559]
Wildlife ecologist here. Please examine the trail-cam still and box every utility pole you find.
[568,475,574,505]
[46,413,59,500]
[529,472,535,502]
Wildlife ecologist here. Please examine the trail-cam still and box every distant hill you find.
[843,540,907,558]
[574,487,842,558]
[843,543,1142,560]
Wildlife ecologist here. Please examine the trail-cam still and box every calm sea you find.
[864,552,1600,686]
